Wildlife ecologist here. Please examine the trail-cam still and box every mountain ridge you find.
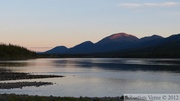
[43,33,180,57]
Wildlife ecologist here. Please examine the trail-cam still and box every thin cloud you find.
[119,3,141,8]
[119,2,180,8]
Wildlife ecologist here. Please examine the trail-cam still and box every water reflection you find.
[53,58,180,72]
[0,62,28,67]
[0,61,35,72]
[1,58,180,72]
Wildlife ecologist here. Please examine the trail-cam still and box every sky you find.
[0,0,180,52]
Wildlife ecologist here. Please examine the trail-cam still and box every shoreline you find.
[0,94,124,101]
[0,69,124,101]
[0,69,64,89]
[0,71,64,81]
[0,82,53,89]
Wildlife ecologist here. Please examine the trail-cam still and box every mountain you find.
[96,32,139,45]
[155,34,180,50]
[44,32,140,54]
[164,34,180,42]
[45,46,68,54]
[66,33,140,54]
[42,33,180,58]
[67,41,95,54]
[93,33,139,52]
[133,35,164,49]
[110,34,180,58]
[140,35,164,42]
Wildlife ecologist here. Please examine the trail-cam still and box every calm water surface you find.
[0,58,180,97]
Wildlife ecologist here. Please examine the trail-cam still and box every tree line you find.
[0,43,36,59]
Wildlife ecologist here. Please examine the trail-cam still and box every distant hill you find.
[67,41,95,54]
[140,35,163,42]
[43,32,180,58]
[44,46,68,54]
[0,44,36,59]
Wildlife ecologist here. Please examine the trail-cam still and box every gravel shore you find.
[0,71,64,81]
[0,68,64,89]
[0,82,53,89]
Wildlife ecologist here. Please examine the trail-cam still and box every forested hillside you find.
[0,44,36,59]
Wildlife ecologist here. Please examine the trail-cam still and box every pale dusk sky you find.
[0,0,180,52]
